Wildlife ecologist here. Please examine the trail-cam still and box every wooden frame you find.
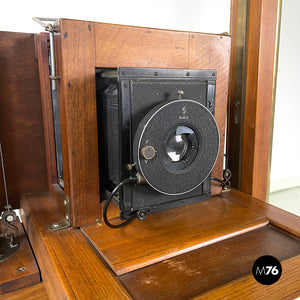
[228,0,248,189]
[35,33,66,214]
[241,0,279,200]
[229,0,279,200]
[45,19,231,228]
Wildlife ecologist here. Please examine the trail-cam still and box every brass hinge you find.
[49,197,71,231]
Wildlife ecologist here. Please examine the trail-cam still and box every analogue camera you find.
[96,67,219,223]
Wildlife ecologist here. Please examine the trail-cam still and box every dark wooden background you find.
[0,32,47,210]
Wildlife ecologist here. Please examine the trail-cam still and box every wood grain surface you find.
[35,33,66,215]
[241,0,279,200]
[221,188,300,238]
[120,225,300,300]
[20,192,132,300]
[19,189,300,299]
[81,195,268,275]
[189,34,231,195]
[0,31,47,209]
[227,0,248,189]
[54,20,100,227]
[35,33,57,190]
[95,23,190,68]
[0,218,40,294]
[195,254,300,299]
[0,283,48,300]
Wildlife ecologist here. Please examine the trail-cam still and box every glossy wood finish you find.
[82,196,268,275]
[195,255,300,299]
[35,33,57,189]
[50,19,231,227]
[20,192,132,300]
[0,219,40,294]
[228,0,248,189]
[222,188,300,238]
[0,31,47,209]
[54,20,100,227]
[120,225,300,299]
[241,0,279,200]
[94,24,189,68]
[35,33,65,215]
[0,283,49,300]
[19,189,300,299]
[189,34,231,193]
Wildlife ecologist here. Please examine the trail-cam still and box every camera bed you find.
[81,194,269,275]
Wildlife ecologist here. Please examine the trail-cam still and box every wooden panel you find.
[120,225,300,300]
[241,0,279,200]
[35,33,66,215]
[0,31,47,209]
[21,193,78,300]
[20,192,132,300]
[221,188,300,238]
[95,23,189,68]
[54,20,100,227]
[20,189,300,298]
[227,0,249,189]
[195,255,300,299]
[81,196,268,275]
[189,34,231,194]
[0,219,40,294]
[35,33,57,189]
[0,283,49,300]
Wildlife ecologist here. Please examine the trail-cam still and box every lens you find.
[166,133,189,162]
[164,126,198,171]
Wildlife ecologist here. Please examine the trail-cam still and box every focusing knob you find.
[140,145,156,160]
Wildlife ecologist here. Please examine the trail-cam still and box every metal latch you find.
[49,197,71,231]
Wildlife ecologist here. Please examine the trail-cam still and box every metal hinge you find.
[33,17,59,91]
[49,197,71,231]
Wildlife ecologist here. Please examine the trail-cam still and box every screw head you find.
[17,267,26,273]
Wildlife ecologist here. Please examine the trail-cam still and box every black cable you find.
[211,176,231,189]
[103,176,138,228]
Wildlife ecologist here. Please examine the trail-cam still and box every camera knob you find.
[140,145,156,160]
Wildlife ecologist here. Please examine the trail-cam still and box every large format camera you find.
[96,67,219,224]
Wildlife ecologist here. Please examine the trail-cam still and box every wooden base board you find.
[19,189,300,299]
[0,218,40,294]
[81,195,269,275]
[119,225,300,300]
[20,192,131,300]
[0,283,48,300]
